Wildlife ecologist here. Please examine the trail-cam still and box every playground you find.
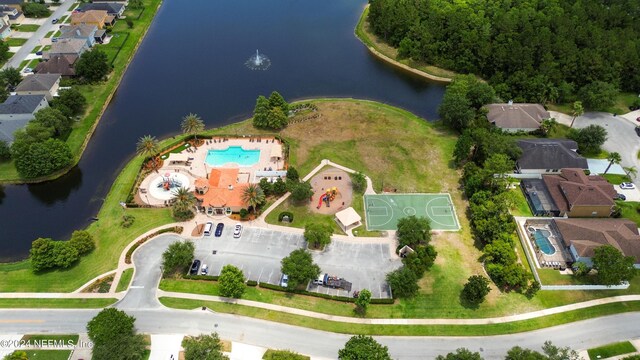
[308,169,353,215]
[364,193,460,231]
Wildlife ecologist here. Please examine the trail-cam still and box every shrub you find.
[386,267,418,298]
[13,138,73,179]
[350,172,366,193]
[278,211,294,223]
[120,214,135,228]
[0,140,10,161]
[218,264,245,298]
[162,240,195,276]
[239,208,249,219]
[461,275,491,306]
[22,2,50,17]
[69,230,95,255]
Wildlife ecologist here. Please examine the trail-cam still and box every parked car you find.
[636,116,640,122]
[615,193,627,201]
[620,182,636,190]
[636,126,640,137]
[233,223,242,238]
[215,222,224,237]
[52,18,58,24]
[280,274,289,287]
[189,259,201,275]
[35,51,42,56]
[200,264,208,275]
[23,67,33,74]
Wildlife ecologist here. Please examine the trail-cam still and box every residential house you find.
[554,218,640,269]
[0,5,23,24]
[194,168,249,215]
[0,0,22,11]
[35,54,77,78]
[0,15,10,39]
[59,24,102,47]
[70,10,115,29]
[0,95,49,143]
[15,74,61,101]
[516,139,588,174]
[77,2,125,18]
[43,38,89,60]
[93,0,129,4]
[486,102,550,133]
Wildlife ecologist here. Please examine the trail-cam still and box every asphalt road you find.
[2,308,640,359]
[4,0,76,70]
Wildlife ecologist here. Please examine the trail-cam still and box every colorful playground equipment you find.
[317,187,340,209]
[157,172,183,191]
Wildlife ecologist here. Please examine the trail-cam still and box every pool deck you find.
[524,221,572,268]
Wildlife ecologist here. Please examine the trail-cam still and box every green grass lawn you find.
[22,350,71,360]
[548,92,639,116]
[0,298,116,308]
[45,30,54,38]
[116,268,134,292]
[16,24,40,32]
[602,173,631,185]
[18,59,29,69]
[588,341,637,360]
[5,37,27,46]
[26,58,40,69]
[508,187,532,217]
[263,350,310,360]
[617,201,640,226]
[22,334,79,345]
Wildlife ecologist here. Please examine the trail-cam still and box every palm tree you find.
[604,152,622,174]
[569,101,584,128]
[171,187,197,221]
[241,184,265,214]
[181,113,205,144]
[136,135,159,170]
[539,118,557,136]
[624,166,638,180]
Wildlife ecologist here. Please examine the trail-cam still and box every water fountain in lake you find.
[245,49,271,70]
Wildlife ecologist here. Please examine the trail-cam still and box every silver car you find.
[233,223,243,238]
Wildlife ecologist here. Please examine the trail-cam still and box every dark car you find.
[189,259,201,275]
[215,223,224,237]
[35,51,42,56]
[635,126,640,137]
[615,193,627,201]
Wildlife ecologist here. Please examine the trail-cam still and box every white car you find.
[200,264,208,275]
[280,274,289,288]
[620,182,636,190]
[233,223,243,238]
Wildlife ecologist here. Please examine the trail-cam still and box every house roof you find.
[194,168,248,208]
[35,54,77,76]
[15,74,60,92]
[77,2,124,14]
[0,116,30,143]
[71,10,108,24]
[486,103,550,130]
[59,24,98,39]
[517,139,588,170]
[555,218,640,263]
[46,38,87,57]
[335,207,361,227]
[0,95,46,115]
[0,0,21,5]
[542,168,616,212]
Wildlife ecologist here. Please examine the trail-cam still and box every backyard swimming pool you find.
[206,146,260,167]
[534,229,556,255]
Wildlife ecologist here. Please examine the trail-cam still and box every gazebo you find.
[334,207,362,232]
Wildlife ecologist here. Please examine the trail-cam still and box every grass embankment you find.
[21,350,71,360]
[159,297,640,336]
[0,298,116,308]
[15,24,40,32]
[5,37,27,47]
[355,6,456,81]
[0,0,162,183]
[588,341,637,360]
[116,268,134,292]
[617,201,640,227]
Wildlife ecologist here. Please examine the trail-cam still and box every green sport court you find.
[364,193,460,231]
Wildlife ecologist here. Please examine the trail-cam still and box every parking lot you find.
[193,226,401,299]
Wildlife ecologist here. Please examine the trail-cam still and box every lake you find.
[0,0,445,261]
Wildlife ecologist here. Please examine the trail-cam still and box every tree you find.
[592,245,636,286]
[34,107,73,137]
[241,183,265,214]
[338,335,391,360]
[280,249,321,289]
[525,280,541,299]
[569,101,584,128]
[3,351,28,360]
[0,68,22,88]
[69,230,95,255]
[136,135,159,169]
[182,333,229,360]
[218,264,246,298]
[262,350,307,360]
[624,166,638,180]
[354,288,371,314]
[267,107,288,129]
[539,118,557,136]
[504,347,547,360]
[461,275,491,306]
[269,91,289,113]
[604,152,622,174]
[386,266,418,298]
[54,88,87,117]
[438,88,475,133]
[51,241,79,268]
[11,122,55,156]
[172,186,197,221]
[272,177,287,195]
[252,95,271,129]
[482,240,516,265]
[578,81,617,110]
[304,223,332,249]
[568,124,607,155]
[0,140,10,161]
[75,49,110,82]
[540,341,581,360]
[259,177,273,196]
[30,237,56,272]
[436,348,484,360]
[87,308,146,360]
[290,181,314,203]
[350,172,366,193]
[128,0,143,9]
[181,113,205,142]
[286,166,299,182]
[396,216,431,248]
[161,240,195,276]
[13,138,72,178]
[21,2,50,17]
[402,244,437,278]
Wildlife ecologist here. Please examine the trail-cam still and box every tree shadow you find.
[459,293,481,310]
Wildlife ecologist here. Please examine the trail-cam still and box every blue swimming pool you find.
[206,146,261,167]
[534,229,556,255]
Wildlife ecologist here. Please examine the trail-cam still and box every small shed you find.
[167,153,189,165]
[270,146,283,161]
[335,207,362,232]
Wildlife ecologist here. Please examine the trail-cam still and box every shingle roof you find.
[77,2,124,14]
[46,38,87,57]
[0,95,46,115]
[555,218,640,263]
[15,74,60,92]
[486,103,550,130]
[35,54,77,77]
[0,0,21,5]
[517,139,588,170]
[542,168,616,212]
[0,117,29,143]
[59,24,97,39]
[71,10,108,24]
